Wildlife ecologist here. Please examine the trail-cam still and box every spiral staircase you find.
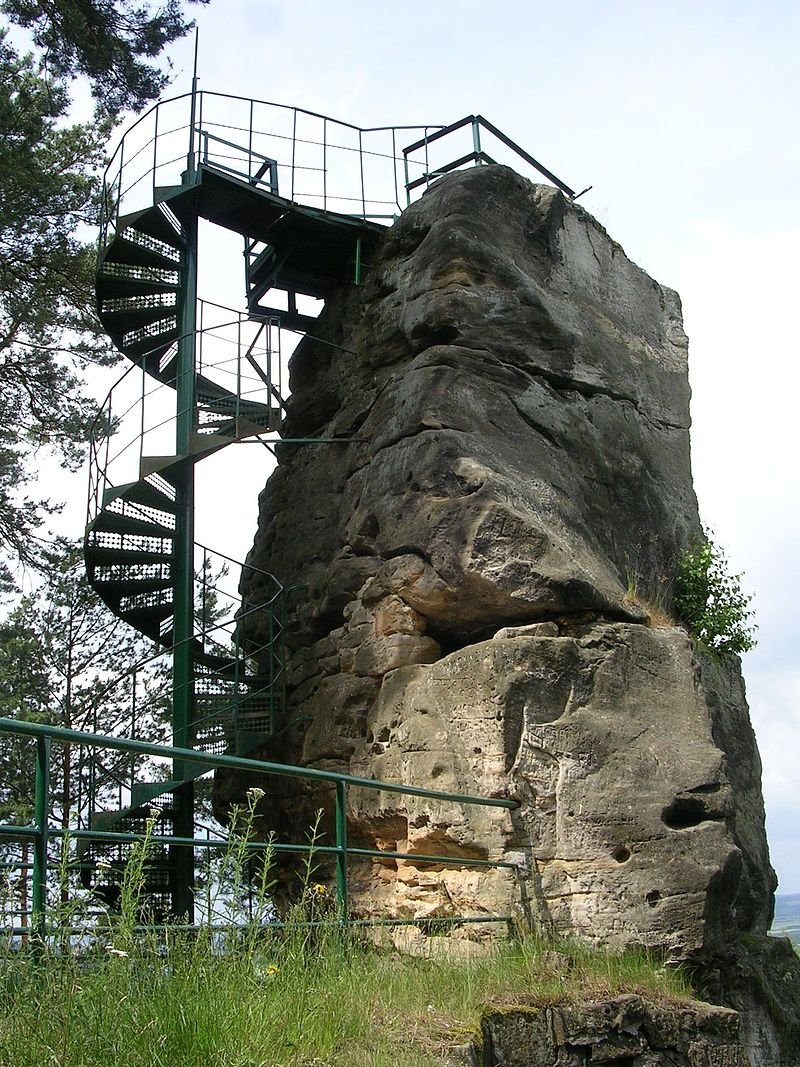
[80,119,384,919]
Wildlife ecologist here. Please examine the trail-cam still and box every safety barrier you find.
[0,718,520,941]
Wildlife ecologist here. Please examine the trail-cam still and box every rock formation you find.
[447,995,750,1066]
[225,166,800,1064]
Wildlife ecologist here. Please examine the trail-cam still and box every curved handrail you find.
[98,92,444,249]
[86,301,285,529]
[99,90,578,251]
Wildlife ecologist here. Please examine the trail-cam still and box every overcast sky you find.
[52,2,800,892]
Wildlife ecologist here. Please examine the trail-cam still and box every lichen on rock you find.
[226,165,800,1064]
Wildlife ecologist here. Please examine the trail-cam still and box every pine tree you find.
[0,1,208,582]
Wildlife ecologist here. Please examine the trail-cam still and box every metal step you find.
[86,543,173,567]
[122,602,174,635]
[123,319,181,360]
[100,492,176,532]
[105,234,182,273]
[93,576,173,600]
[116,204,185,249]
[98,272,181,299]
[101,477,177,515]
[153,184,199,227]
[90,507,173,541]
[131,772,213,809]
[102,303,180,334]
[197,396,278,426]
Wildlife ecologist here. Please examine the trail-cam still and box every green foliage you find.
[0,800,694,1065]
[2,0,209,115]
[0,34,115,576]
[673,529,757,656]
[0,1,206,580]
[0,538,170,828]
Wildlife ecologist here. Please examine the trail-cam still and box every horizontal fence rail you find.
[0,718,520,941]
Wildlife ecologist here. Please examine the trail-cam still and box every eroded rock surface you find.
[458,995,750,1067]
[227,166,800,1064]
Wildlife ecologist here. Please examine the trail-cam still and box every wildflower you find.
[247,787,265,801]
[312,883,327,896]
[253,958,280,978]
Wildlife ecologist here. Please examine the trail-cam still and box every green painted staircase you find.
[82,139,384,914]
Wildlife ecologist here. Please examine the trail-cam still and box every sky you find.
[42,1,800,891]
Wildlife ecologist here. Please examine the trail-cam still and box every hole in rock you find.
[612,845,631,864]
[411,323,460,351]
[646,890,661,908]
[662,796,718,830]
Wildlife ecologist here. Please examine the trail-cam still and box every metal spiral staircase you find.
[77,92,578,920]
[79,106,386,920]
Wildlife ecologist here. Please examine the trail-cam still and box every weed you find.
[623,568,677,628]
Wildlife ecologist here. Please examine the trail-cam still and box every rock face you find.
[229,166,800,1064]
[457,995,750,1067]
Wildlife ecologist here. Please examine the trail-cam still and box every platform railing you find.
[98,90,579,252]
[403,114,578,201]
[0,719,521,940]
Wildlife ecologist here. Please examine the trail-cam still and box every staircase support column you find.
[171,196,198,922]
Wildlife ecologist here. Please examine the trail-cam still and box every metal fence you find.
[0,718,520,941]
[98,90,579,251]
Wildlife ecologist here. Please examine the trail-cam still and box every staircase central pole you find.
[171,159,199,921]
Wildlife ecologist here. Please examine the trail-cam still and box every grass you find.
[0,927,695,1066]
[0,800,696,1065]
[624,569,679,629]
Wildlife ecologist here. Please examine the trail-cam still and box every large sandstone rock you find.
[226,166,800,1064]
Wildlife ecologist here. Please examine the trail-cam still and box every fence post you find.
[472,116,482,162]
[353,238,362,286]
[334,780,348,922]
[32,736,51,941]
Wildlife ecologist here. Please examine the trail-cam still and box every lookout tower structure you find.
[81,89,576,919]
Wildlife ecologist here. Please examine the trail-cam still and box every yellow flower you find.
[266,964,279,975]
[312,883,327,895]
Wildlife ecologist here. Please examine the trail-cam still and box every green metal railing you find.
[402,114,580,201]
[98,89,580,252]
[0,718,520,940]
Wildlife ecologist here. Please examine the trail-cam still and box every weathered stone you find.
[477,996,749,1067]
[374,594,427,636]
[352,632,442,677]
[493,622,560,639]
[227,166,798,1063]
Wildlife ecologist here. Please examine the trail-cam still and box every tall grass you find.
[0,801,695,1066]
[0,926,696,1066]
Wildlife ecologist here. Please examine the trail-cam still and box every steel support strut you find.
[171,184,198,922]
[32,736,51,940]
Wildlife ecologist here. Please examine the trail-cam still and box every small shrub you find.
[673,530,757,656]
